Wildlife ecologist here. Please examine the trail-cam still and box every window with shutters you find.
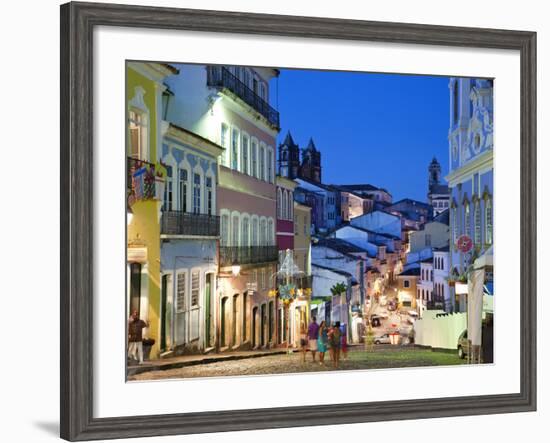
[178,169,188,212]
[163,166,173,211]
[206,176,213,215]
[220,123,229,166]
[259,145,266,181]
[176,272,187,313]
[128,109,148,160]
[231,128,239,170]
[485,199,493,245]
[193,173,201,214]
[251,139,258,178]
[220,213,229,246]
[464,202,471,238]
[191,271,200,307]
[474,200,481,244]
[241,135,249,175]
[232,215,240,246]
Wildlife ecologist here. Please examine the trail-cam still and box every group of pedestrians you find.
[301,316,348,368]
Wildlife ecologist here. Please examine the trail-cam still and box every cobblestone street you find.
[129,346,465,381]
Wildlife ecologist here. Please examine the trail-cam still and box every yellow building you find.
[395,268,420,310]
[126,62,178,359]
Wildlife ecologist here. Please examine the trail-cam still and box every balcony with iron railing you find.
[220,245,278,267]
[276,274,313,289]
[161,211,220,237]
[206,66,280,128]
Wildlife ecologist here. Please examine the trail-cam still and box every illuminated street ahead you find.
[129,346,464,381]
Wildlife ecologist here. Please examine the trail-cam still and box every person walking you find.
[128,309,148,364]
[317,320,328,366]
[299,322,308,363]
[307,316,320,362]
[340,323,349,360]
[328,321,342,368]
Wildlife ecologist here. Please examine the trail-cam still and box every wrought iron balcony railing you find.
[207,66,280,128]
[161,211,220,237]
[220,245,278,267]
[277,274,313,289]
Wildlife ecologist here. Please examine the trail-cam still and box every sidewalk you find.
[127,348,293,376]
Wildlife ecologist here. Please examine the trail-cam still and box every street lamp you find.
[231,264,241,277]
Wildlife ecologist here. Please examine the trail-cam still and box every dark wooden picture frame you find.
[60,2,537,441]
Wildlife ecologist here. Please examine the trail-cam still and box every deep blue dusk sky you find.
[274,69,450,202]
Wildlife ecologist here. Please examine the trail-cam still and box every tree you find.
[330,282,347,296]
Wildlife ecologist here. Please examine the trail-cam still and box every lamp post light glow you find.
[231,264,241,277]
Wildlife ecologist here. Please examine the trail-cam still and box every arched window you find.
[282,191,288,220]
[251,139,258,178]
[178,168,189,212]
[241,216,250,247]
[251,217,259,246]
[193,171,202,214]
[277,189,283,219]
[485,198,493,245]
[464,201,471,238]
[231,128,240,171]
[259,144,266,181]
[259,218,267,246]
[288,192,293,220]
[220,212,230,247]
[241,134,249,175]
[163,165,174,211]
[474,199,481,245]
[231,213,240,246]
[267,218,274,246]
[453,81,459,124]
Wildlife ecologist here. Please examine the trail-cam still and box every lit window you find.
[220,123,229,166]
[231,128,239,170]
[129,110,147,160]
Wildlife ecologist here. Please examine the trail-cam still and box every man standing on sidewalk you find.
[307,316,320,362]
[128,309,148,364]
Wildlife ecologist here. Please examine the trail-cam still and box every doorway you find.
[220,297,228,347]
[252,306,258,348]
[204,273,213,348]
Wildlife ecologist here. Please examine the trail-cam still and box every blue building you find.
[446,78,494,312]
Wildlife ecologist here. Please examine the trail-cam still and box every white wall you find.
[414,311,467,349]
[3,1,548,443]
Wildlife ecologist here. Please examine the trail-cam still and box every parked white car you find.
[373,333,392,345]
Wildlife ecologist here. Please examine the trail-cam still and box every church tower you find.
[299,138,322,183]
[427,156,450,217]
[428,157,441,189]
[278,131,300,179]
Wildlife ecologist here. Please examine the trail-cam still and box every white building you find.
[433,246,451,311]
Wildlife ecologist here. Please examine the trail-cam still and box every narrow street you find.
[129,346,464,381]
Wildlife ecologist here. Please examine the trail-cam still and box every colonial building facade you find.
[164,64,280,350]
[126,62,179,359]
[447,77,494,312]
